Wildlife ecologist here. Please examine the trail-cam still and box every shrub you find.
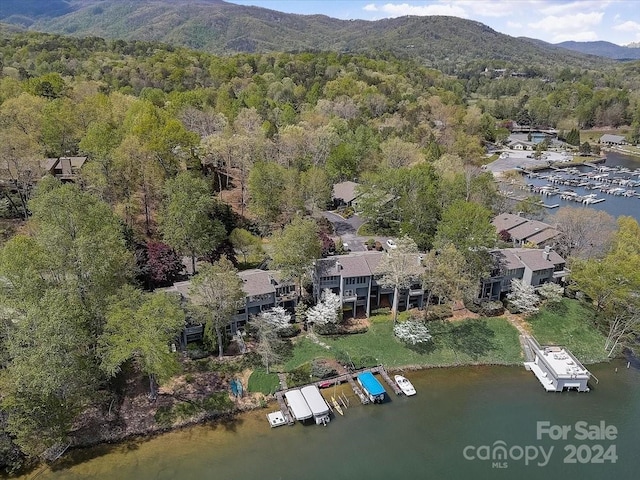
[343,206,354,218]
[311,359,338,379]
[154,405,176,427]
[184,343,212,360]
[315,323,368,335]
[201,392,234,412]
[278,324,301,338]
[316,216,334,235]
[288,362,312,386]
[479,301,505,317]
[425,304,453,321]
[371,307,391,316]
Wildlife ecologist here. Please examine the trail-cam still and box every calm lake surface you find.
[29,361,640,480]
[530,152,640,223]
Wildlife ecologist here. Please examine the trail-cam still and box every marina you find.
[500,153,640,222]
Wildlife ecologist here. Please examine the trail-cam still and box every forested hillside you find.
[0,0,614,73]
[1,27,640,473]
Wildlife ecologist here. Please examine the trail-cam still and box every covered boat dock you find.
[357,371,387,403]
[284,389,313,421]
[301,385,331,425]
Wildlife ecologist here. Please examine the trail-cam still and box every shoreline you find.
[16,356,619,478]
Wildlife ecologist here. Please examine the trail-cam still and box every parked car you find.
[386,239,397,250]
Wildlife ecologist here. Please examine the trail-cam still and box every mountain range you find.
[0,0,628,69]
[555,41,640,60]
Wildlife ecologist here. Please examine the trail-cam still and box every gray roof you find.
[42,156,87,174]
[508,220,557,243]
[494,248,564,273]
[316,251,384,278]
[332,181,360,203]
[526,228,561,245]
[492,213,528,233]
[158,269,292,300]
[600,134,625,144]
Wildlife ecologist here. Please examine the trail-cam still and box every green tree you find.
[229,227,262,265]
[159,172,226,274]
[423,243,474,307]
[1,289,97,456]
[189,256,245,358]
[27,179,134,330]
[374,236,423,324]
[248,161,287,223]
[434,200,496,277]
[301,166,331,213]
[270,216,322,295]
[99,286,185,399]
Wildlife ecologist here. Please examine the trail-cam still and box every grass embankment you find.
[247,369,280,394]
[283,315,522,371]
[527,298,609,364]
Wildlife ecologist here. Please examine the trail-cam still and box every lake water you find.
[26,360,640,480]
[528,152,640,223]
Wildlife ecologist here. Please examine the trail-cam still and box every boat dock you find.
[270,366,400,427]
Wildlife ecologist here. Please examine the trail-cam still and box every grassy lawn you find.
[527,299,608,364]
[282,315,522,371]
[247,369,280,394]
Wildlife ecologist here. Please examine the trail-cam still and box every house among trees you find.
[508,139,535,150]
[332,181,361,208]
[480,247,568,300]
[493,213,560,247]
[41,156,87,182]
[160,269,296,347]
[599,134,627,146]
[313,251,425,318]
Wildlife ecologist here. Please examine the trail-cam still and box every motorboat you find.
[394,375,416,396]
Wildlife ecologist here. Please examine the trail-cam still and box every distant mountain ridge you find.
[555,40,640,60]
[0,0,615,71]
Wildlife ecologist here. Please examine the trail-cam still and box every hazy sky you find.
[228,1,640,45]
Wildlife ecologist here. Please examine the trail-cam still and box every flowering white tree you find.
[537,282,564,305]
[394,320,432,345]
[257,306,291,330]
[306,289,342,326]
[507,278,539,314]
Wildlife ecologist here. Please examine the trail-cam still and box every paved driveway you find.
[322,211,366,252]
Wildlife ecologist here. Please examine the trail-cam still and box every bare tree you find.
[552,206,616,259]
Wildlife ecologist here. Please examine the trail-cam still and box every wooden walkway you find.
[370,366,402,395]
[274,391,294,424]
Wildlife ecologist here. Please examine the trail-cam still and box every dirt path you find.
[502,311,532,336]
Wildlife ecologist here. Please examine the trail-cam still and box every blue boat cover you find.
[357,372,386,396]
